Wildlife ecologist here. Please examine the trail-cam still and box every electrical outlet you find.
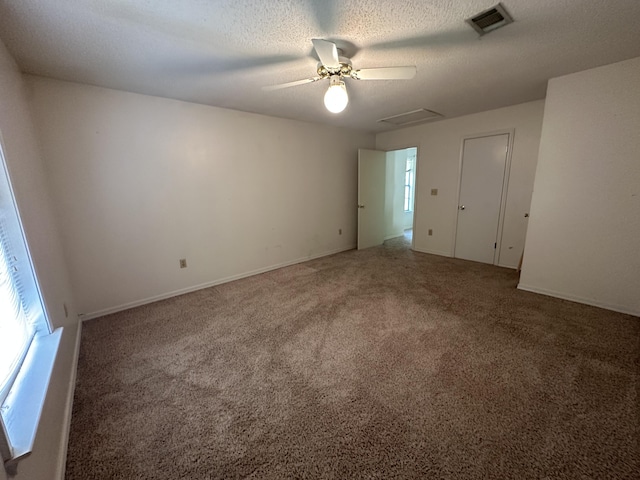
[179,258,187,269]
[339,228,342,235]
[428,229,433,236]
[431,188,438,196]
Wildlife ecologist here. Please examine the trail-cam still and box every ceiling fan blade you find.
[262,77,322,91]
[312,39,340,69]
[162,54,302,76]
[367,30,472,52]
[309,2,336,34]
[351,66,417,80]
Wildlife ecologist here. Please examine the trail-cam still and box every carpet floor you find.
[66,236,639,479]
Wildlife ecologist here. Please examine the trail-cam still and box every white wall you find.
[25,76,375,317]
[376,101,545,267]
[0,40,79,480]
[519,57,640,316]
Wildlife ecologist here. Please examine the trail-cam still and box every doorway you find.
[358,147,417,250]
[454,132,512,264]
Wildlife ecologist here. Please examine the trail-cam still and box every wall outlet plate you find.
[179,259,187,268]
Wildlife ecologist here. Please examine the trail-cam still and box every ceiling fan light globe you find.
[324,82,348,113]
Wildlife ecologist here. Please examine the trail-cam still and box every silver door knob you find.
[358,204,365,209]
[459,205,465,210]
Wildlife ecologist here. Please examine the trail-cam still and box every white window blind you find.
[0,145,45,406]
[0,225,35,403]
[0,134,61,476]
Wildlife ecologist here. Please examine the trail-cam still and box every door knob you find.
[358,204,365,209]
[459,205,465,210]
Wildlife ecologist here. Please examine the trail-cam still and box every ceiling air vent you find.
[466,3,514,35]
[378,109,443,126]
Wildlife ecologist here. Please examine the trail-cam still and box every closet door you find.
[454,133,510,264]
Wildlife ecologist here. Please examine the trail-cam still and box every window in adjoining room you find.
[404,153,416,212]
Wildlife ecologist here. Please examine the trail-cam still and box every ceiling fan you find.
[263,39,417,114]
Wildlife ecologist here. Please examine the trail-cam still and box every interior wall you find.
[376,101,545,268]
[25,76,375,317]
[0,40,79,480]
[519,56,640,316]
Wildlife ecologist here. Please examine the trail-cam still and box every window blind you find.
[0,223,34,402]
[0,144,46,405]
[0,133,61,476]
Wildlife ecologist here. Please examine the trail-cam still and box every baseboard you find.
[384,233,404,241]
[412,247,452,257]
[55,320,82,480]
[517,283,640,317]
[80,245,356,321]
[412,249,518,270]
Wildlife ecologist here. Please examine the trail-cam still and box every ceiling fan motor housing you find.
[317,57,353,79]
[263,39,416,92]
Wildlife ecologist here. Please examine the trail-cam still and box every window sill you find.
[1,327,62,476]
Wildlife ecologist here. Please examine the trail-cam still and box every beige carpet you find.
[66,236,639,479]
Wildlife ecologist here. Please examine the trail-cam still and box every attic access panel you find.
[378,109,443,126]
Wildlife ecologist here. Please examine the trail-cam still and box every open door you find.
[357,149,386,250]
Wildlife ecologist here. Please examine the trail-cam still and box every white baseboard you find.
[497,262,518,270]
[412,247,452,257]
[517,283,639,317]
[384,233,404,241]
[412,248,518,270]
[80,245,356,321]
[411,246,520,271]
[55,320,82,480]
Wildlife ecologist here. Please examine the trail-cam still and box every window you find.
[0,136,61,476]
[0,225,35,402]
[404,153,416,212]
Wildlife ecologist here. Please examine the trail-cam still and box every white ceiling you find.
[1,0,640,133]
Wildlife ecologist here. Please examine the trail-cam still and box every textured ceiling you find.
[1,0,640,133]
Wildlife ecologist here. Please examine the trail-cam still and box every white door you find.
[358,149,386,250]
[454,133,510,264]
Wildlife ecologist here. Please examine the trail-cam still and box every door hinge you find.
[494,242,497,249]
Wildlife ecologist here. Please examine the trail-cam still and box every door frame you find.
[399,146,420,251]
[374,145,420,251]
[451,129,514,265]
[411,146,420,251]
